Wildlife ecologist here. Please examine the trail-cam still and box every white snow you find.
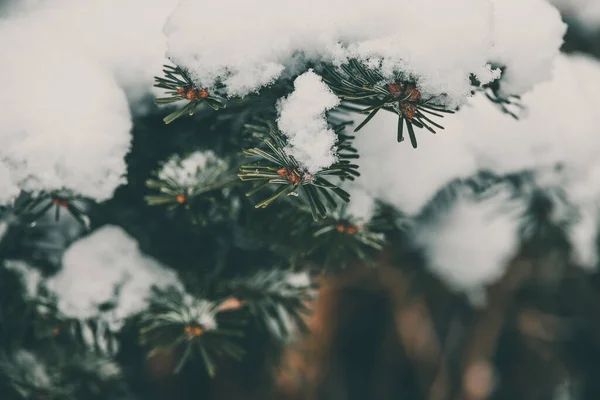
[350,110,478,215]
[181,294,218,330]
[0,0,566,202]
[355,52,600,213]
[0,42,131,202]
[353,53,600,289]
[158,150,225,187]
[285,271,312,289]
[345,186,377,222]
[165,0,564,104]
[277,71,340,173]
[46,225,183,328]
[414,187,522,293]
[1,0,179,102]
[0,0,179,203]
[489,0,566,97]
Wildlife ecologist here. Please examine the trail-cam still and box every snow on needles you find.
[354,53,600,216]
[158,150,225,187]
[165,0,564,107]
[277,71,340,173]
[0,0,179,203]
[46,225,183,328]
[355,53,600,291]
[0,0,565,201]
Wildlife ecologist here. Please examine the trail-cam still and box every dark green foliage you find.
[154,65,240,124]
[220,269,315,340]
[11,191,91,229]
[239,122,358,221]
[320,59,454,148]
[140,288,246,377]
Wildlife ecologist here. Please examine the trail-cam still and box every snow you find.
[1,0,179,101]
[0,0,179,203]
[355,52,600,214]
[46,225,183,328]
[345,186,377,222]
[181,294,218,330]
[354,53,600,289]
[0,0,566,202]
[285,271,312,289]
[350,110,478,215]
[489,0,566,97]
[0,43,131,202]
[414,186,522,294]
[277,71,340,173]
[165,0,564,104]
[158,150,225,187]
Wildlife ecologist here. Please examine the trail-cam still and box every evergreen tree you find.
[0,0,600,399]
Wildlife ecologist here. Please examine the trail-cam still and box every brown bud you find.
[345,225,359,235]
[198,88,209,99]
[387,82,405,98]
[278,168,302,185]
[184,325,205,337]
[186,88,199,101]
[218,298,245,312]
[405,84,421,102]
[51,197,69,208]
[401,103,418,121]
[277,168,290,179]
[192,326,204,336]
[336,223,359,235]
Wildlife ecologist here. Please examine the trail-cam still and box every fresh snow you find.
[46,225,184,328]
[0,43,131,202]
[158,150,225,187]
[0,0,179,203]
[414,186,522,294]
[489,0,566,97]
[277,71,340,173]
[354,53,600,290]
[165,0,564,106]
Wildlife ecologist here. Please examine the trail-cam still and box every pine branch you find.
[145,153,234,209]
[11,191,91,229]
[320,59,454,148]
[239,122,358,221]
[154,64,241,124]
[310,207,387,270]
[222,269,316,341]
[470,68,525,120]
[139,288,246,377]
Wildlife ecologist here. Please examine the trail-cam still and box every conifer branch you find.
[239,122,358,221]
[321,60,454,148]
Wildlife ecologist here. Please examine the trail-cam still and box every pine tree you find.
[1,0,600,399]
